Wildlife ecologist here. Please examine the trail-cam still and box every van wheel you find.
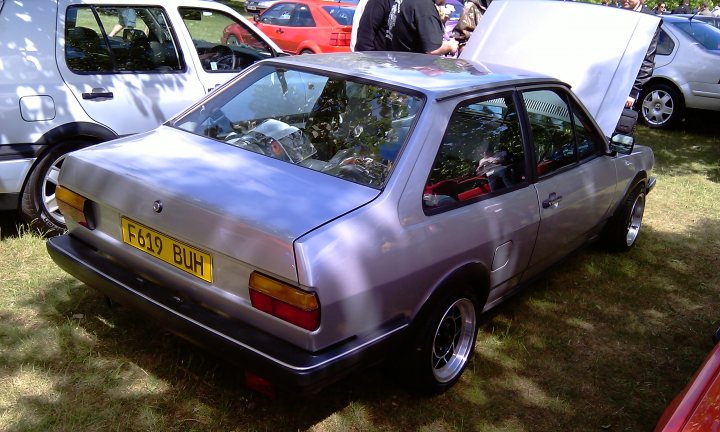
[603,183,646,252]
[20,139,90,236]
[407,287,478,393]
[640,83,683,129]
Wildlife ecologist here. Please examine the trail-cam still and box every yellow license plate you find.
[121,217,213,283]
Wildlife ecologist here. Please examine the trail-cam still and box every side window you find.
[423,93,526,212]
[64,7,113,72]
[65,6,183,73]
[179,7,275,72]
[522,88,603,177]
[260,3,297,26]
[657,29,675,56]
[522,89,576,177]
[569,100,604,161]
[290,6,315,27]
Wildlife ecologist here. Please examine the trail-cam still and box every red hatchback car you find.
[655,327,720,431]
[249,0,355,54]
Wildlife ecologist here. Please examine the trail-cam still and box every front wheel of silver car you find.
[604,183,646,252]
[20,139,91,236]
[408,288,478,393]
[640,83,683,129]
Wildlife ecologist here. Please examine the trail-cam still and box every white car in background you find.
[639,15,720,128]
[0,0,282,234]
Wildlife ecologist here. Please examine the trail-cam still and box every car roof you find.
[261,52,560,99]
[667,14,718,21]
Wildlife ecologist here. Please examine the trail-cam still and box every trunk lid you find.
[60,126,379,281]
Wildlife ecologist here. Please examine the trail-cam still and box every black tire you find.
[406,287,479,393]
[299,49,314,55]
[226,35,241,46]
[20,139,91,236]
[639,83,684,129]
[603,183,646,252]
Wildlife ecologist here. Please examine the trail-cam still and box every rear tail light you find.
[244,371,275,396]
[329,31,350,47]
[56,186,95,229]
[248,271,320,331]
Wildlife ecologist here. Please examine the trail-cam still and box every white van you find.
[0,0,282,233]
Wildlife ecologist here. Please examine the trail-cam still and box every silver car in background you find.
[47,51,655,394]
[640,15,720,128]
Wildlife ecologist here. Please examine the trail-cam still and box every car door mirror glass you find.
[610,134,634,155]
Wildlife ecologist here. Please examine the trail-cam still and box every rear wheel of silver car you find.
[20,139,90,236]
[640,83,683,129]
[605,184,646,252]
[409,288,478,393]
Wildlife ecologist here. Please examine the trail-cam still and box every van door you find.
[56,3,206,136]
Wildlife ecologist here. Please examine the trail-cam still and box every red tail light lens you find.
[330,32,350,47]
[249,272,320,331]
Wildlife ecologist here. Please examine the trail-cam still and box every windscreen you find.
[172,66,423,188]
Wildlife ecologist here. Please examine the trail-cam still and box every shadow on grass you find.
[3,216,718,431]
[637,110,720,183]
[0,211,21,240]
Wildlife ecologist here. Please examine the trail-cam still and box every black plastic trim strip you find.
[0,144,45,161]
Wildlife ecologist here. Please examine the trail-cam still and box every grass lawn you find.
[1,113,718,431]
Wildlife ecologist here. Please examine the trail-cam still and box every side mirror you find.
[253,14,260,22]
[609,133,634,155]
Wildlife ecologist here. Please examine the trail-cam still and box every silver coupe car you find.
[47,2,657,394]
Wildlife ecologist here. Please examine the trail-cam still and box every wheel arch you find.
[612,171,648,217]
[641,77,686,107]
[22,121,118,190]
[297,41,320,54]
[410,262,491,332]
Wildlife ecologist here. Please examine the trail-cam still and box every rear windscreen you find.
[322,6,355,25]
[671,21,720,50]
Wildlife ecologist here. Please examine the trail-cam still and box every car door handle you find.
[276,28,284,34]
[82,89,114,100]
[542,193,563,209]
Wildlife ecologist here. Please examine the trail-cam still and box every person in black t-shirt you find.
[387,0,459,55]
[354,0,394,51]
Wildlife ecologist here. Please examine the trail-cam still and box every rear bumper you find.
[47,234,408,393]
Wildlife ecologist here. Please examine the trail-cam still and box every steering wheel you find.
[330,156,386,186]
[207,45,236,71]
